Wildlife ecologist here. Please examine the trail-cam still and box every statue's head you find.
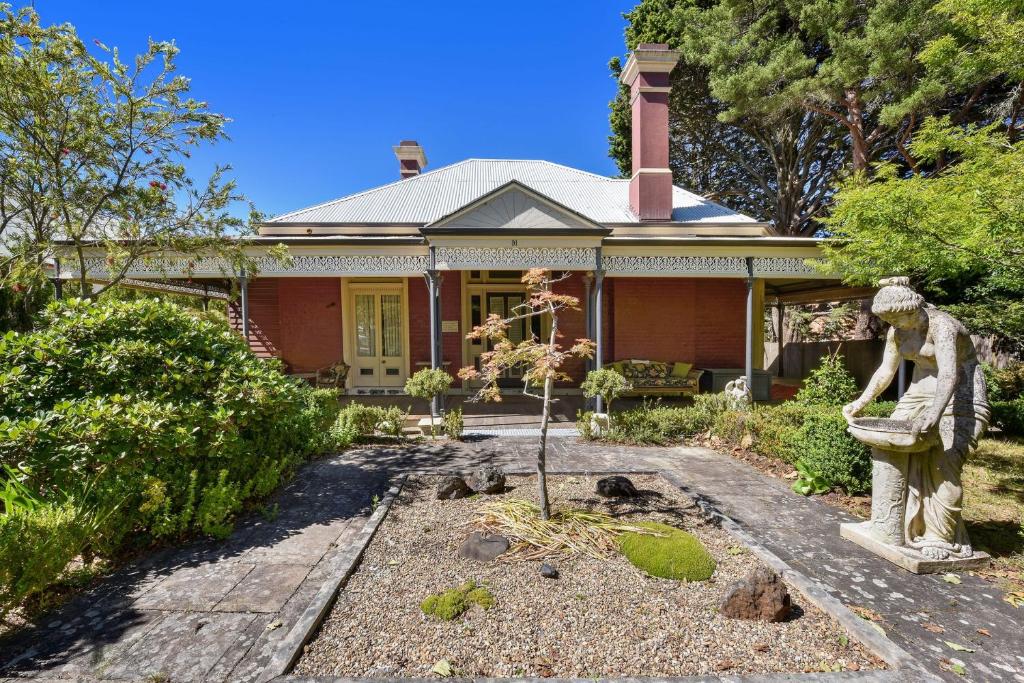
[872,277,925,327]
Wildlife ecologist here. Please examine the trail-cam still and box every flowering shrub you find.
[0,298,341,617]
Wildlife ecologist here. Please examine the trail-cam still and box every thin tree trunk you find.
[537,374,552,521]
[536,302,558,520]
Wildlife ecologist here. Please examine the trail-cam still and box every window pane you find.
[381,294,402,357]
[355,294,376,357]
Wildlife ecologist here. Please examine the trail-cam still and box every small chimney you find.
[393,140,428,179]
[620,44,680,221]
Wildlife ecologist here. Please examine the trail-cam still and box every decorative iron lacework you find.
[603,255,747,275]
[78,254,430,277]
[750,257,819,276]
[434,246,596,270]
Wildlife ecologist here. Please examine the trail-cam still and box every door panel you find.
[349,288,406,388]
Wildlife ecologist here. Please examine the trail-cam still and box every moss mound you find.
[618,522,716,581]
[420,580,494,620]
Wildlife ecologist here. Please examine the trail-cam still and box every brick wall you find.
[408,272,463,386]
[552,274,589,384]
[228,277,343,373]
[611,277,746,368]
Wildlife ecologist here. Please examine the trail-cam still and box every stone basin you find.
[847,417,938,453]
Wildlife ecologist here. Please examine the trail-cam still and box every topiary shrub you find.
[336,403,409,440]
[581,368,631,416]
[747,402,810,463]
[618,521,716,581]
[404,369,452,438]
[795,350,858,407]
[420,580,493,620]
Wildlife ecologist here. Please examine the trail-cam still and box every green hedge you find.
[0,298,342,618]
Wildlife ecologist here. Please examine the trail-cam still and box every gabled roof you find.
[266,159,756,226]
[424,181,605,234]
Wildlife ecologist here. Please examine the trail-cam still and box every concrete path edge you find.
[258,476,408,683]
[658,470,939,682]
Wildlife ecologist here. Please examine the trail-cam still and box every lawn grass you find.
[962,437,1024,594]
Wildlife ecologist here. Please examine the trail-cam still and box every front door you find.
[350,286,406,388]
[468,291,542,387]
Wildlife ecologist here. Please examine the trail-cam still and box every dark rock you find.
[596,475,638,498]
[470,465,506,494]
[458,532,510,562]
[436,476,472,500]
[539,563,559,579]
[719,567,792,622]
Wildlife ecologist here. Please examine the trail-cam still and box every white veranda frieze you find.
[603,255,747,275]
[433,246,597,271]
[76,254,431,278]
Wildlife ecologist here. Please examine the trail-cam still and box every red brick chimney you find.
[393,140,427,179]
[620,44,680,221]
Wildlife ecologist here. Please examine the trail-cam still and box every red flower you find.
[12,283,25,293]
[149,180,160,188]
[61,147,71,155]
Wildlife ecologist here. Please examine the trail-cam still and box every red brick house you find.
[66,44,838,398]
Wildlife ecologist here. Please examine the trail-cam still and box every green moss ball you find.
[618,521,716,581]
[420,589,467,620]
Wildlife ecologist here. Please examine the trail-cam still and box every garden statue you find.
[724,376,753,410]
[841,278,990,573]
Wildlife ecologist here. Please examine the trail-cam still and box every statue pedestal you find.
[840,521,989,574]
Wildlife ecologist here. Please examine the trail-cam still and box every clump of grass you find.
[420,580,494,621]
[618,521,716,581]
[474,499,657,561]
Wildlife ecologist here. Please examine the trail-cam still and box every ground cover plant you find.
[0,298,342,622]
[294,474,880,678]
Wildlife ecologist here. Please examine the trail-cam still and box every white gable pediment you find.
[429,183,597,231]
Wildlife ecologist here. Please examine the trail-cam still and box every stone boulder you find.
[470,465,506,494]
[539,563,559,579]
[436,476,472,500]
[596,475,638,498]
[719,567,792,622]
[458,532,510,562]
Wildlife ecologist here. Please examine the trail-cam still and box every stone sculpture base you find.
[840,521,990,574]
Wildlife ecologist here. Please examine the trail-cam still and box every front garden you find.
[578,356,1024,604]
[295,472,881,678]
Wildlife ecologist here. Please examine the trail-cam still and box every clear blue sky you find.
[33,1,633,219]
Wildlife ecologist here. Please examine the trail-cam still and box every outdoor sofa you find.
[608,359,704,397]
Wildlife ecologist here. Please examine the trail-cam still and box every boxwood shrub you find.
[0,298,342,618]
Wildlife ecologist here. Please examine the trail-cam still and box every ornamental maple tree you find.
[459,269,594,519]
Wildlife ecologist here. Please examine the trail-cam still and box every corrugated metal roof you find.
[267,159,756,225]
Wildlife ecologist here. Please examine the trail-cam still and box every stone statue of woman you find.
[843,277,989,562]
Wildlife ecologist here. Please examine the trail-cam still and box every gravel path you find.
[295,474,882,678]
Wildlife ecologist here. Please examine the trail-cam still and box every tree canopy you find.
[0,5,253,297]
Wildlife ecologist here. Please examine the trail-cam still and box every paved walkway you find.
[2,438,1022,682]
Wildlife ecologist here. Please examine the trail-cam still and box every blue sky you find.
[33,1,633,219]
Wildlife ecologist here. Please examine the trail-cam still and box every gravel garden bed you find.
[294,473,884,678]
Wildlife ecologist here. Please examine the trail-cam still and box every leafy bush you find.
[791,407,872,493]
[443,408,464,440]
[0,502,92,620]
[795,351,858,407]
[576,410,595,440]
[335,403,409,440]
[985,362,1024,403]
[992,399,1024,437]
[748,402,810,464]
[581,369,631,415]
[618,522,716,581]
[0,298,342,616]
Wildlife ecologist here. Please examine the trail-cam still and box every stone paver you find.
[1,437,1021,682]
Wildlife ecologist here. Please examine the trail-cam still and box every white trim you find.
[620,48,681,85]
[629,168,673,179]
